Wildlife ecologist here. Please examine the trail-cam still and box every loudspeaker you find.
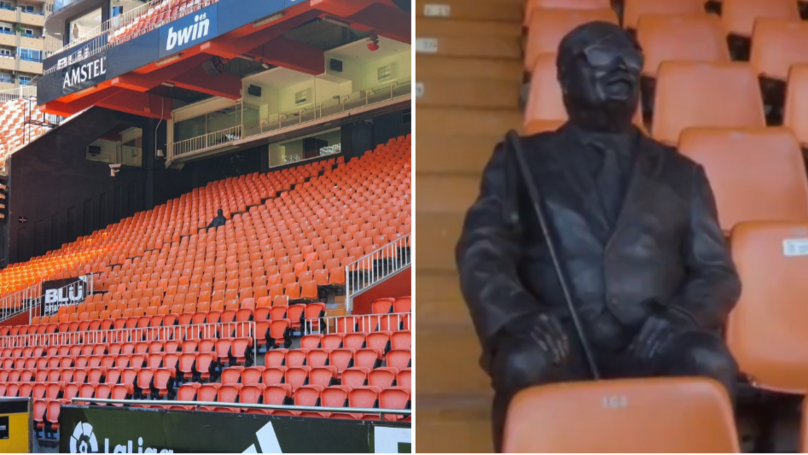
[330,59,343,72]
[201,57,225,77]
[248,85,262,97]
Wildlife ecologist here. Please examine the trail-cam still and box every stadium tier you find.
[0,97,51,172]
[0,134,411,443]
[417,0,808,452]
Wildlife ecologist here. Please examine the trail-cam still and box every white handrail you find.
[72,397,412,416]
[345,233,411,313]
[0,85,36,102]
[304,312,411,335]
[0,282,42,322]
[171,124,242,158]
[0,320,256,353]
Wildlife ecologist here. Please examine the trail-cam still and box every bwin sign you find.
[62,56,107,89]
[166,13,211,52]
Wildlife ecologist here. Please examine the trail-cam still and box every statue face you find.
[557,22,643,124]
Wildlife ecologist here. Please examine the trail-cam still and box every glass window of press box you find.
[268,128,341,168]
[86,126,144,167]
[69,7,101,43]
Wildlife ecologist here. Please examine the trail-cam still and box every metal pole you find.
[504,130,601,380]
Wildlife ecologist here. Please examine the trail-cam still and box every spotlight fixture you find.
[367,31,380,52]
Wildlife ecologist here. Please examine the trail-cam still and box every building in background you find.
[0,0,51,89]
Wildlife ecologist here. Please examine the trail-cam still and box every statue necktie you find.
[596,146,623,227]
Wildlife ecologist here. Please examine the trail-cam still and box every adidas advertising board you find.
[41,276,90,316]
[60,406,411,453]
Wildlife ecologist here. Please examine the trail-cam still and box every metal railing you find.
[305,312,411,336]
[45,0,216,65]
[0,321,256,353]
[0,282,42,322]
[171,124,241,158]
[0,84,36,101]
[345,233,411,313]
[71,397,411,417]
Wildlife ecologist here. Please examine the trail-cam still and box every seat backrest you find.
[750,18,808,81]
[623,0,706,31]
[727,221,808,393]
[524,8,618,73]
[722,0,799,38]
[503,378,740,452]
[784,64,808,147]
[637,14,729,78]
[652,61,765,144]
[678,127,808,232]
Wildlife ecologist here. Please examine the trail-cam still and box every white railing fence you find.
[0,321,256,354]
[304,312,411,336]
[171,124,241,158]
[345,233,411,313]
[0,84,37,102]
[0,282,42,322]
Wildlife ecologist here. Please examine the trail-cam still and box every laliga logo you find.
[69,422,172,453]
[70,422,98,454]
[166,13,210,51]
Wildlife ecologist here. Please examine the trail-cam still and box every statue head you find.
[556,21,643,133]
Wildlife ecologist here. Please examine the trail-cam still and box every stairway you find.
[415,1,524,452]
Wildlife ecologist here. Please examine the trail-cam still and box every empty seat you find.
[524,8,618,74]
[503,378,739,452]
[721,0,799,39]
[750,19,808,82]
[623,0,706,31]
[678,127,808,232]
[636,14,729,79]
[727,221,808,393]
[652,62,765,144]
[784,65,808,147]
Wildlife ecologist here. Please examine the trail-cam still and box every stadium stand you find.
[418,0,808,451]
[0,135,410,439]
[0,97,52,173]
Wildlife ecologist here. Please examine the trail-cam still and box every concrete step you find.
[416,394,495,453]
[417,77,521,109]
[417,107,522,136]
[415,0,524,22]
[417,322,492,396]
[416,211,465,271]
[417,19,522,59]
[418,18,523,38]
[417,55,523,82]
[416,133,499,175]
[416,174,481,214]
[415,270,469,324]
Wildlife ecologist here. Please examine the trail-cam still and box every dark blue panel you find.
[107,28,160,75]
[158,3,218,58]
[217,0,284,36]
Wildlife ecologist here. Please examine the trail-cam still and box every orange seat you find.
[678,127,808,233]
[503,378,739,452]
[651,61,764,145]
[524,8,618,74]
[636,14,729,79]
[749,18,808,82]
[721,0,799,39]
[727,221,808,393]
[622,0,706,30]
[784,64,808,147]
